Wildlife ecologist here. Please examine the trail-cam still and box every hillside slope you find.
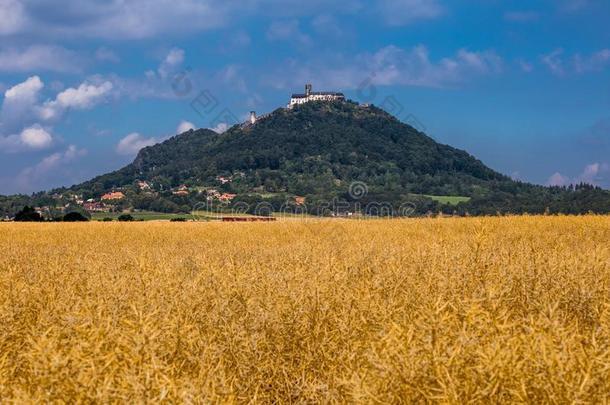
[81,102,507,195]
[2,100,609,217]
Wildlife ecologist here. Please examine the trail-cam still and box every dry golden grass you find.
[1,216,610,403]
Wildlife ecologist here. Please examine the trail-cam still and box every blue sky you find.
[1,0,609,194]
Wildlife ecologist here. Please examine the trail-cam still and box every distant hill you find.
[2,101,609,217]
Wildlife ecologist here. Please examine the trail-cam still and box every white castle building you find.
[246,84,346,127]
[288,84,345,108]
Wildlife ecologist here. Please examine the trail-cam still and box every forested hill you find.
[2,101,610,217]
[82,101,508,196]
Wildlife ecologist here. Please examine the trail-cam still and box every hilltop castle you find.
[288,84,345,108]
[247,84,346,126]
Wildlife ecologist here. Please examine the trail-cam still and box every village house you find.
[219,193,238,202]
[137,180,151,191]
[34,207,50,217]
[294,196,306,206]
[172,185,189,196]
[205,189,220,201]
[68,194,84,205]
[101,191,125,201]
[216,176,231,184]
[83,202,107,212]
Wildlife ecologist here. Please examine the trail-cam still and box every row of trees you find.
[10,207,139,222]
[13,207,89,222]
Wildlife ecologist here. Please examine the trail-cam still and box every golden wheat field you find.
[1,216,609,403]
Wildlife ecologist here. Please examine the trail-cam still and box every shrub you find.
[63,212,89,222]
[14,206,44,222]
[170,218,187,222]
[117,214,135,222]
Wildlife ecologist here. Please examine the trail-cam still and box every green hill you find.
[2,101,609,217]
[82,101,505,195]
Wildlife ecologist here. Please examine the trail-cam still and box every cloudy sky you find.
[1,0,609,194]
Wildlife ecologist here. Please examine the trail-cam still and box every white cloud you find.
[539,48,610,76]
[116,132,159,156]
[211,123,229,133]
[0,0,26,35]
[217,64,248,93]
[311,14,346,38]
[72,48,194,102]
[547,163,610,187]
[99,48,189,100]
[117,120,196,157]
[0,45,82,73]
[1,0,228,40]
[0,76,116,152]
[0,1,370,40]
[267,20,311,46]
[1,76,44,135]
[510,171,522,181]
[177,120,195,134]
[541,49,565,76]
[0,125,53,152]
[574,49,610,73]
[33,145,87,172]
[378,0,445,26]
[39,81,114,120]
[547,172,571,187]
[19,125,53,149]
[53,82,113,109]
[17,145,87,191]
[4,75,44,103]
[267,45,503,90]
[158,48,185,79]
[367,45,504,86]
[63,144,88,160]
[0,76,114,147]
[576,162,610,184]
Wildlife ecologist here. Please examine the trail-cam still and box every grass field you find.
[91,211,192,221]
[411,194,472,205]
[424,195,471,205]
[1,216,609,402]
[91,210,316,222]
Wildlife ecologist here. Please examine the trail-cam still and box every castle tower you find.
[249,111,257,124]
[305,84,312,96]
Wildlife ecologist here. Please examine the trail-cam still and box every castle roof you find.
[291,91,345,99]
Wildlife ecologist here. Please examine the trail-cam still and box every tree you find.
[118,214,134,222]
[64,205,91,220]
[14,206,44,222]
[63,212,89,222]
